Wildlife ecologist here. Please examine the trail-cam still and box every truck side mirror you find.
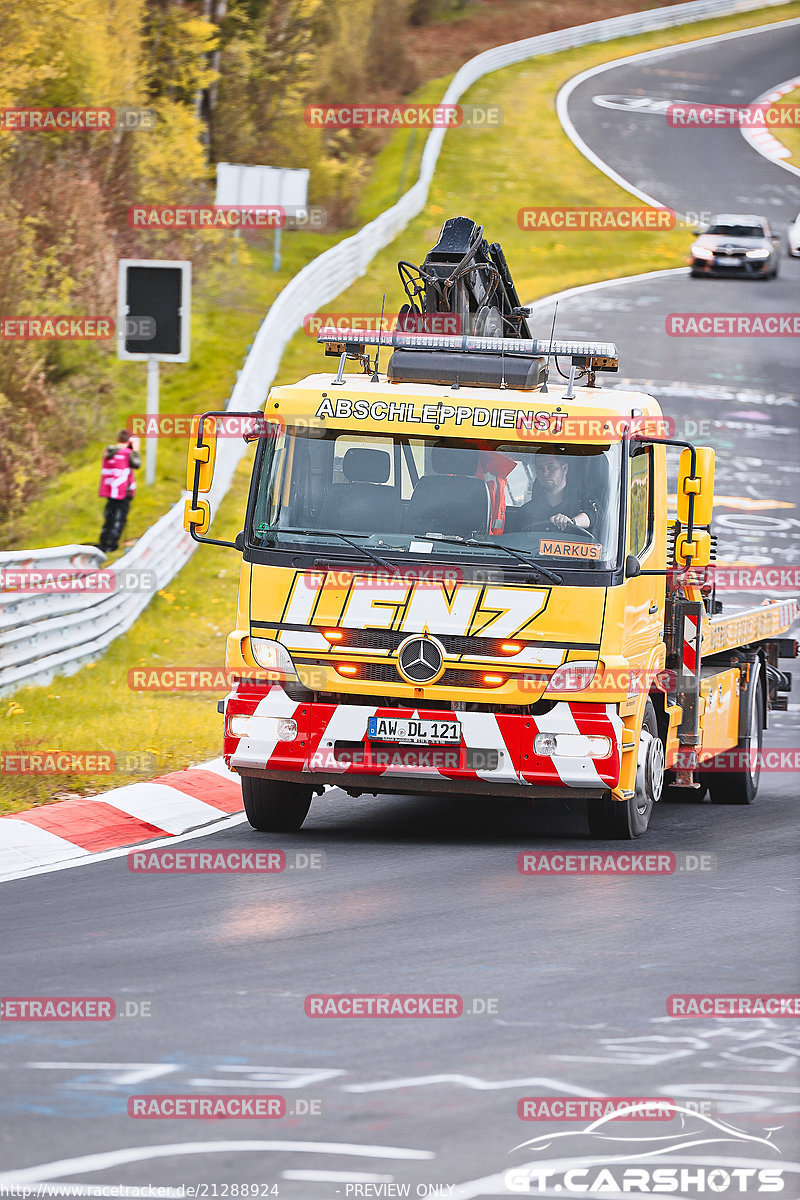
[625,554,641,578]
[677,447,714,528]
[187,414,218,494]
[675,529,711,567]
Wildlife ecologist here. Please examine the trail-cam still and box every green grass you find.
[768,85,800,165]
[3,1,799,813]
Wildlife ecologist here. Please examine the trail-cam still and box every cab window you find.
[628,447,653,558]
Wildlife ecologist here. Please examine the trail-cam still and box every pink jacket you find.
[99,446,138,500]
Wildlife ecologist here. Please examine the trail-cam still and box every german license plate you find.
[368,716,461,744]
[717,257,741,266]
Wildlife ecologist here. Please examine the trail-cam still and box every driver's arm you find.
[550,497,598,532]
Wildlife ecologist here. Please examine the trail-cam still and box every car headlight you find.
[249,637,298,679]
[691,243,714,260]
[543,660,597,696]
[745,247,770,259]
[534,732,612,759]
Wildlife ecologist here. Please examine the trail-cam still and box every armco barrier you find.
[0,0,784,696]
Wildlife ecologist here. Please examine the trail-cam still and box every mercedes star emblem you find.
[396,635,446,685]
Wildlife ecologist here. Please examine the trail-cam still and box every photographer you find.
[97,430,141,553]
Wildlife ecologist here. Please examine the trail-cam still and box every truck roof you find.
[266,372,667,444]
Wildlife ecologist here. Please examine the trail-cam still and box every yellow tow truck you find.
[184,218,797,837]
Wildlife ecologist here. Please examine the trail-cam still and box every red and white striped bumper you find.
[224,686,622,796]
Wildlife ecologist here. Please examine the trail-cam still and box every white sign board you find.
[215,164,309,216]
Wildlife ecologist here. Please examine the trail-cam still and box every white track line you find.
[0,1141,434,1185]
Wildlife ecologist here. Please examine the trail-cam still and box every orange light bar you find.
[501,642,522,654]
[483,674,505,686]
[336,664,358,676]
[323,629,344,642]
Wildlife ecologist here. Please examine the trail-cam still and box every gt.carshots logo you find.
[506,1105,786,1193]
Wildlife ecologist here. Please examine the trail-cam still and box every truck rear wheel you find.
[241,775,312,831]
[588,701,662,839]
[703,663,764,805]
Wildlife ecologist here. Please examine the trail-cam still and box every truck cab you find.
[186,285,795,839]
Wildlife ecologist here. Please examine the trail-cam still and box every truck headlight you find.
[229,715,297,742]
[534,732,612,759]
[745,247,769,259]
[249,637,298,679]
[543,660,597,695]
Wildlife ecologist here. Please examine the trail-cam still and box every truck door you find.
[623,444,662,661]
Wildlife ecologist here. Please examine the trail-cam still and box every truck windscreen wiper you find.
[413,533,562,584]
[280,527,398,574]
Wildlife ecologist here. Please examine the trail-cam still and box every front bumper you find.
[691,257,772,277]
[222,684,623,797]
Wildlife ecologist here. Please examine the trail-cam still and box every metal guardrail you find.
[0,0,782,696]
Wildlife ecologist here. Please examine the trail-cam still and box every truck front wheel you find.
[703,663,764,805]
[588,700,663,839]
[241,775,313,831]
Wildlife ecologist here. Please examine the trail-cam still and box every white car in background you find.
[788,211,800,257]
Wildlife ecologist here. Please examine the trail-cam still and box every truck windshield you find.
[249,427,622,570]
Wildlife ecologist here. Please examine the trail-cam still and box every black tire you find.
[241,775,312,831]
[703,663,764,805]
[588,700,663,839]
